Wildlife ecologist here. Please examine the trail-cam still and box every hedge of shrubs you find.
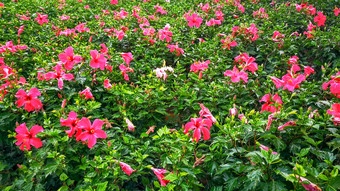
[0,0,339,190]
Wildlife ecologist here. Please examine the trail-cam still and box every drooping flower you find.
[152,168,171,186]
[77,118,107,148]
[198,103,217,123]
[45,63,74,89]
[259,93,283,113]
[184,118,212,142]
[15,88,43,112]
[90,50,107,70]
[259,144,278,155]
[186,13,203,28]
[119,162,136,176]
[80,87,93,99]
[296,176,322,191]
[35,13,49,26]
[314,12,326,27]
[15,123,44,151]
[60,111,81,138]
[278,121,296,131]
[125,118,135,132]
[224,66,248,83]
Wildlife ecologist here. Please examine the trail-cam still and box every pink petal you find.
[30,125,43,136]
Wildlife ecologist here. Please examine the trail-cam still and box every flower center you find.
[89,129,95,134]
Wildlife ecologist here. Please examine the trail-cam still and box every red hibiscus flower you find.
[15,123,44,151]
[314,12,326,27]
[77,118,107,148]
[15,88,43,112]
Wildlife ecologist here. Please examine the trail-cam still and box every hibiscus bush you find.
[1,0,340,190]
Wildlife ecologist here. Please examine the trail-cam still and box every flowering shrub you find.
[0,0,339,190]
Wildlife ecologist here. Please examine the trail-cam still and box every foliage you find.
[0,0,339,190]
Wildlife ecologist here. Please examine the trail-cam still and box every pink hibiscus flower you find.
[259,144,278,155]
[15,88,43,112]
[15,123,44,151]
[125,118,135,132]
[327,103,340,126]
[60,111,82,138]
[278,121,296,131]
[323,72,340,98]
[259,93,283,113]
[314,12,326,27]
[35,13,49,25]
[186,13,203,28]
[77,118,107,148]
[152,168,171,186]
[119,162,136,176]
[80,87,93,99]
[184,118,213,142]
[45,64,74,89]
[221,35,237,50]
[224,66,248,83]
[59,47,82,70]
[198,103,217,123]
[90,50,107,70]
[121,52,133,66]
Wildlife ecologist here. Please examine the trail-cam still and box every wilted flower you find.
[125,118,135,132]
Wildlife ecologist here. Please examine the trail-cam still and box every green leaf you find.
[60,173,68,181]
[163,173,177,181]
[44,163,58,177]
[318,173,328,181]
[58,186,68,191]
[96,181,108,191]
